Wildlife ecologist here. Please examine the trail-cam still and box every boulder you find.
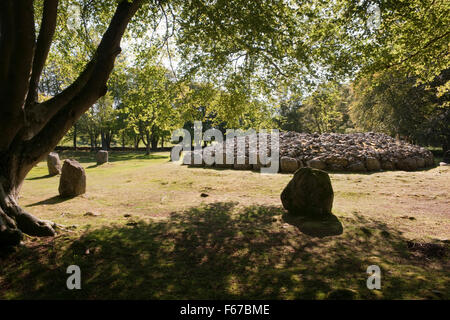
[381,160,395,170]
[326,157,348,171]
[96,150,108,165]
[59,159,86,197]
[306,158,327,170]
[366,157,381,171]
[396,157,417,171]
[280,157,299,173]
[47,152,62,176]
[280,167,334,217]
[347,161,366,172]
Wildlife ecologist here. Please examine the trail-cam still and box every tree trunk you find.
[0,0,143,246]
[73,123,78,150]
[151,136,158,151]
[134,136,140,150]
[0,155,57,246]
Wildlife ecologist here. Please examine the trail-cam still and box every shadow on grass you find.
[0,202,448,300]
[26,195,75,207]
[26,174,56,181]
[282,213,343,238]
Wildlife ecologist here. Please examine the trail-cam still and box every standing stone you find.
[47,152,62,176]
[281,167,334,217]
[96,150,109,165]
[59,159,86,197]
[280,157,299,173]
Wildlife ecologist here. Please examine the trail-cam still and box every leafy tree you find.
[349,68,448,148]
[122,60,180,154]
[0,0,448,245]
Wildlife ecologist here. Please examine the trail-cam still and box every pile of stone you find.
[181,131,434,172]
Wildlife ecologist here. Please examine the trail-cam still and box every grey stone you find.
[59,159,86,197]
[281,167,334,217]
[96,150,108,165]
[47,152,62,176]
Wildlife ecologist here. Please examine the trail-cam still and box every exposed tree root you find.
[0,184,56,246]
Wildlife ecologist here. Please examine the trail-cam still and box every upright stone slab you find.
[96,150,109,165]
[281,167,334,217]
[59,159,86,197]
[47,152,62,176]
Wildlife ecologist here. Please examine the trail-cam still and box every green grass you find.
[0,151,449,299]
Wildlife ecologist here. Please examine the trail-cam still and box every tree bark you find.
[0,0,143,246]
[73,123,78,150]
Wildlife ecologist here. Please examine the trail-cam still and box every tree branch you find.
[26,0,59,107]
[21,0,143,167]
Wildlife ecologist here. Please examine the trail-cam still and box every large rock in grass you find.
[96,150,108,165]
[47,152,62,176]
[59,159,86,197]
[281,167,334,217]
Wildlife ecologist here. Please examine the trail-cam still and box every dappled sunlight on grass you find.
[1,151,448,299]
[0,202,448,299]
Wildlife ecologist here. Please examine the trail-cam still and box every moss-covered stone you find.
[280,167,334,217]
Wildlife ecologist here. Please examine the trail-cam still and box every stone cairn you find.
[181,131,435,173]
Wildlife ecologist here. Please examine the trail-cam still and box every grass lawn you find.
[0,150,448,299]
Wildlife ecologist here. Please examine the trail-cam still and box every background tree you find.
[349,69,448,147]
[0,0,448,246]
